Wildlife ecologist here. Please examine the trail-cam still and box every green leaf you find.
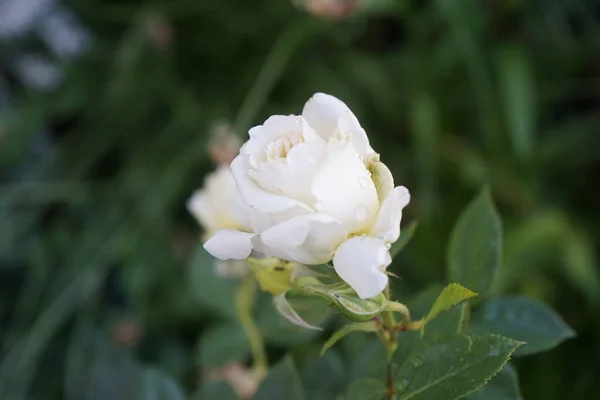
[422,283,477,334]
[447,188,502,295]
[345,378,387,400]
[137,367,186,400]
[300,350,347,400]
[390,220,419,259]
[396,334,521,400]
[198,323,250,367]
[321,322,378,355]
[395,287,470,366]
[193,380,237,400]
[469,297,575,356]
[255,356,305,400]
[468,364,522,400]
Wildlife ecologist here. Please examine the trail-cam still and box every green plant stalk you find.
[381,285,398,400]
[236,275,268,382]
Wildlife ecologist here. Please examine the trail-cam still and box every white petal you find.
[369,186,410,244]
[311,140,379,233]
[247,140,326,206]
[187,190,215,230]
[187,166,251,233]
[333,236,391,299]
[203,230,255,260]
[231,155,313,214]
[302,92,376,160]
[257,214,348,265]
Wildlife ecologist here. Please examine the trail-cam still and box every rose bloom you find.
[188,166,252,277]
[204,93,410,298]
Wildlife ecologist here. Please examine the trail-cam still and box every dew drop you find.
[398,378,410,393]
[411,357,423,369]
[354,205,369,221]
[357,175,370,188]
[489,347,500,357]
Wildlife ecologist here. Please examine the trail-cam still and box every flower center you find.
[265,132,305,160]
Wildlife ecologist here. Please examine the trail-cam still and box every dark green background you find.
[1,0,599,398]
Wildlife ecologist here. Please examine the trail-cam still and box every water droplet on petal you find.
[354,205,368,221]
[398,378,410,393]
[357,176,370,188]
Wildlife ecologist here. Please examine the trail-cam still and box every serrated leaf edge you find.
[398,334,523,400]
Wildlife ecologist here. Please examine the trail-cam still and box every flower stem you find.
[381,285,398,400]
[236,275,268,382]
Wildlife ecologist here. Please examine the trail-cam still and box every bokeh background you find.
[1,0,599,399]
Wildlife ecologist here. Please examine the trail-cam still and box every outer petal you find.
[302,93,376,160]
[311,140,379,233]
[256,214,348,265]
[231,155,313,214]
[333,236,391,299]
[369,186,410,244]
[186,190,216,231]
[203,229,255,260]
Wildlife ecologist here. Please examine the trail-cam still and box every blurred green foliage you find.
[1,0,600,398]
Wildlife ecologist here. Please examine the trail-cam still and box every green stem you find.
[236,275,268,382]
[381,285,398,400]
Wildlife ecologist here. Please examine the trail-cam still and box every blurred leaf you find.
[395,335,521,400]
[137,367,186,400]
[349,338,387,382]
[421,283,477,334]
[447,188,502,295]
[467,364,522,400]
[321,321,378,355]
[65,328,141,400]
[390,220,419,259]
[188,245,238,320]
[497,46,536,162]
[470,297,575,356]
[493,211,566,294]
[411,92,438,219]
[561,230,600,307]
[300,350,347,400]
[255,355,305,400]
[193,380,237,400]
[198,323,250,367]
[345,378,387,400]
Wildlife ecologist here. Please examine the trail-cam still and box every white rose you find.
[188,166,252,258]
[204,93,410,299]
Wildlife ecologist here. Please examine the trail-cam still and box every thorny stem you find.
[236,275,268,382]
